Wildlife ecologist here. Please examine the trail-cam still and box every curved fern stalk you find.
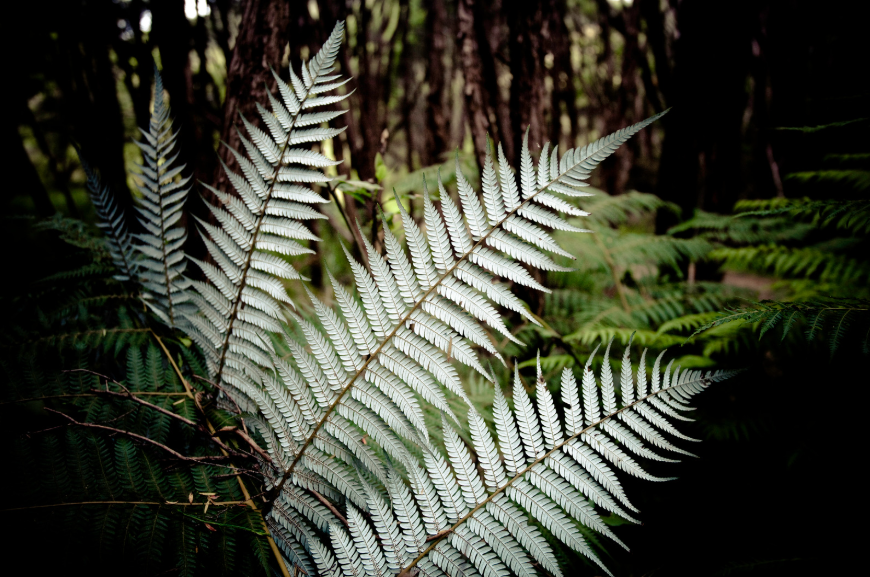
[183,21,348,405]
[388,344,738,577]
[77,150,138,282]
[132,69,194,327]
[269,111,668,498]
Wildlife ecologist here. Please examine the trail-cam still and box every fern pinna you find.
[16,18,741,577]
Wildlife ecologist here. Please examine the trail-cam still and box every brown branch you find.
[309,489,348,528]
[217,426,272,463]
[43,408,226,464]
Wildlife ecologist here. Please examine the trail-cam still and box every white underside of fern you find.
[77,19,740,577]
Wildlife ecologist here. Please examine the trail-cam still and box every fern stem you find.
[156,136,177,327]
[151,332,196,400]
[398,371,718,574]
[268,138,656,502]
[325,181,367,265]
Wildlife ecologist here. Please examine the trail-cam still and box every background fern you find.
[673,118,870,357]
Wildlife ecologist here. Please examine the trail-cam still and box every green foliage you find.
[682,118,870,356]
[2,89,274,577]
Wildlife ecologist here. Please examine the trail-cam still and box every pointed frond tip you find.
[181,18,352,402]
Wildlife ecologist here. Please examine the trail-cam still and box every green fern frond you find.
[710,245,870,285]
[689,298,870,355]
[734,198,870,235]
[76,149,139,282]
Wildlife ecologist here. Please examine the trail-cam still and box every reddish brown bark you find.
[213,0,292,196]
[422,0,451,166]
[458,0,508,172]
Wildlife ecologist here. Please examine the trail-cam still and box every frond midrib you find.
[214,65,326,383]
[153,125,178,326]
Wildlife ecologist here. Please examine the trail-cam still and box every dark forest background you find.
[1,0,866,575]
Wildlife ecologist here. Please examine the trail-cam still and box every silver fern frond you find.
[77,149,138,282]
[132,68,194,327]
[264,110,667,490]
[401,345,734,577]
[182,20,349,409]
[258,343,733,576]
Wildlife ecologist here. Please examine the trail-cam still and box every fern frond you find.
[133,69,194,327]
[183,20,348,405]
[389,345,736,576]
[689,298,870,355]
[711,245,870,285]
[77,150,138,282]
[734,198,870,235]
[255,111,668,576]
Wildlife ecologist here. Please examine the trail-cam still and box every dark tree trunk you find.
[114,0,154,133]
[506,0,546,163]
[52,5,132,216]
[213,0,292,195]
[423,0,451,166]
[152,0,221,190]
[548,0,579,150]
[654,0,754,219]
[6,116,56,217]
[458,0,508,173]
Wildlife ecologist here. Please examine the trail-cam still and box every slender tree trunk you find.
[213,0,292,195]
[548,0,579,150]
[152,0,207,184]
[423,0,451,166]
[457,0,506,172]
[506,0,546,162]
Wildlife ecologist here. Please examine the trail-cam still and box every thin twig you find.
[88,387,197,426]
[0,392,187,406]
[0,500,251,513]
[326,181,367,263]
[43,408,225,464]
[309,489,348,528]
[218,427,272,463]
